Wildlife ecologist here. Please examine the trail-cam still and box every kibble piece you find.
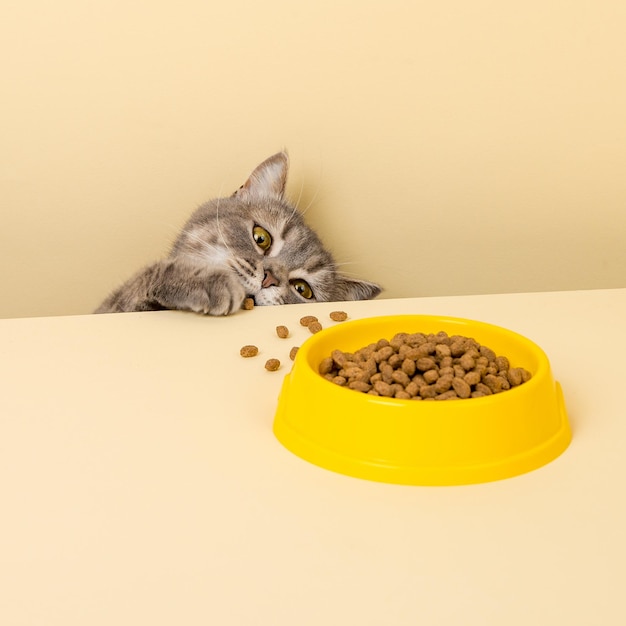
[435,343,452,358]
[475,382,493,396]
[276,325,289,338]
[300,315,318,327]
[380,363,394,384]
[480,345,497,361]
[453,364,467,378]
[401,358,417,377]
[319,356,334,375]
[375,346,395,362]
[459,353,476,371]
[349,380,371,393]
[416,342,436,357]
[463,370,482,386]
[451,377,472,399]
[439,356,453,369]
[240,345,259,358]
[416,357,437,372]
[289,346,299,361]
[329,310,348,322]
[499,376,511,391]
[374,380,394,397]
[495,356,510,372]
[388,354,403,369]
[392,370,411,387]
[395,390,412,400]
[390,333,409,350]
[405,381,420,397]
[362,358,377,379]
[483,374,503,394]
[308,321,323,334]
[435,390,459,401]
[343,365,363,379]
[450,341,466,357]
[242,297,255,310]
[264,358,281,371]
[433,374,453,394]
[412,373,427,387]
[419,385,438,399]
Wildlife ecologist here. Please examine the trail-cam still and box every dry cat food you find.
[240,344,259,358]
[265,358,281,371]
[308,321,323,334]
[318,331,532,400]
[240,309,350,370]
[299,315,318,327]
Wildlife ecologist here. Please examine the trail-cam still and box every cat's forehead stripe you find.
[304,255,333,274]
[281,218,298,240]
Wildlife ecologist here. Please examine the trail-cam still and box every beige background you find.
[2,0,625,319]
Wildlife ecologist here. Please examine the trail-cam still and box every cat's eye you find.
[290,279,313,300]
[253,225,272,252]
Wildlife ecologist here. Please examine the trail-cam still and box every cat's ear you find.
[233,151,289,200]
[334,276,382,301]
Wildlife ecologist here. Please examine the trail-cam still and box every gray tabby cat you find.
[95,151,381,314]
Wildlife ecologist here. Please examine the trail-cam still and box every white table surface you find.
[1,289,625,625]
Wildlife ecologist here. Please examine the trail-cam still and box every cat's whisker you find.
[215,196,233,255]
[298,184,320,217]
[335,269,370,278]
[291,175,306,220]
[160,220,190,241]
[298,157,326,216]
[183,229,219,251]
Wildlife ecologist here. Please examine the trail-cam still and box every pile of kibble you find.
[318,331,531,400]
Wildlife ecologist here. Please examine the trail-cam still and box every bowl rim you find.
[295,313,550,408]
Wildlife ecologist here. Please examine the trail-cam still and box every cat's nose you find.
[261,270,279,289]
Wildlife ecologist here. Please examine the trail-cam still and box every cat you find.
[94,151,381,315]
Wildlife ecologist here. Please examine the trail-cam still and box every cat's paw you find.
[192,273,246,316]
[147,262,246,316]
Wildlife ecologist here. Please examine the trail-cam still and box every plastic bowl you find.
[273,315,571,485]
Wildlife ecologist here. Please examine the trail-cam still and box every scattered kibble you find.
[308,321,323,334]
[241,310,350,370]
[265,358,281,371]
[330,310,348,322]
[318,331,532,400]
[240,345,259,358]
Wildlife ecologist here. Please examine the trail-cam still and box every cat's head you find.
[171,151,381,306]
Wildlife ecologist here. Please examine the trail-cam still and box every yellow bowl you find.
[273,315,571,485]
